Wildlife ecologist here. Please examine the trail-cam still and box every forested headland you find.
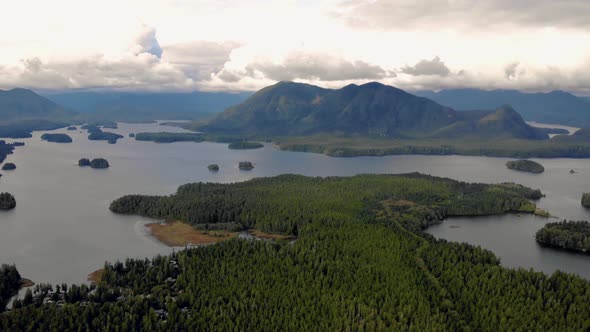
[3,174,590,330]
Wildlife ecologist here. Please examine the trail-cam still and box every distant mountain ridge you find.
[45,91,251,122]
[198,81,548,140]
[0,88,76,122]
[415,89,590,127]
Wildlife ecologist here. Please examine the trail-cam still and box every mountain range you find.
[198,81,549,140]
[45,91,251,122]
[0,88,76,123]
[415,89,590,127]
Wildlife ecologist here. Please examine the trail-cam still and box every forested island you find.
[87,128,123,144]
[582,193,590,207]
[67,126,77,130]
[134,132,204,143]
[78,158,91,167]
[207,164,219,171]
[5,174,590,330]
[506,159,545,173]
[238,161,254,170]
[89,158,109,169]
[536,221,590,253]
[0,265,21,312]
[228,141,264,150]
[1,163,16,171]
[40,133,73,143]
[0,193,16,210]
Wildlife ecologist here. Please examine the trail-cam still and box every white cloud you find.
[131,26,163,58]
[239,52,388,82]
[401,57,450,76]
[1,1,590,94]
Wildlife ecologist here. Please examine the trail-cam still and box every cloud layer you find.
[336,0,590,30]
[1,1,590,94]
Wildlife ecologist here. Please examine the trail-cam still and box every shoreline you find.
[146,221,239,247]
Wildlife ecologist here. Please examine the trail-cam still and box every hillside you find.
[200,82,547,139]
[198,81,547,140]
[433,105,548,139]
[46,91,251,122]
[416,89,590,127]
[0,88,76,123]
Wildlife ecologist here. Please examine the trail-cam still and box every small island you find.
[506,159,544,173]
[41,133,73,143]
[78,158,91,167]
[582,193,590,207]
[88,129,123,143]
[207,164,219,172]
[67,126,77,130]
[536,220,590,254]
[1,163,16,171]
[0,192,16,210]
[129,133,135,138]
[90,158,110,169]
[228,141,264,150]
[238,161,254,170]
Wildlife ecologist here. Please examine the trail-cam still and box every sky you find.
[1,0,590,94]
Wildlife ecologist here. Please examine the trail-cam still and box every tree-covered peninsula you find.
[4,174,590,330]
[506,159,544,173]
[536,220,590,253]
[40,133,73,143]
[0,192,16,210]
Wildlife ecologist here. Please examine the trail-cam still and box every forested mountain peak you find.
[199,81,546,140]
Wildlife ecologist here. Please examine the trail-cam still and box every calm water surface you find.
[0,122,589,285]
